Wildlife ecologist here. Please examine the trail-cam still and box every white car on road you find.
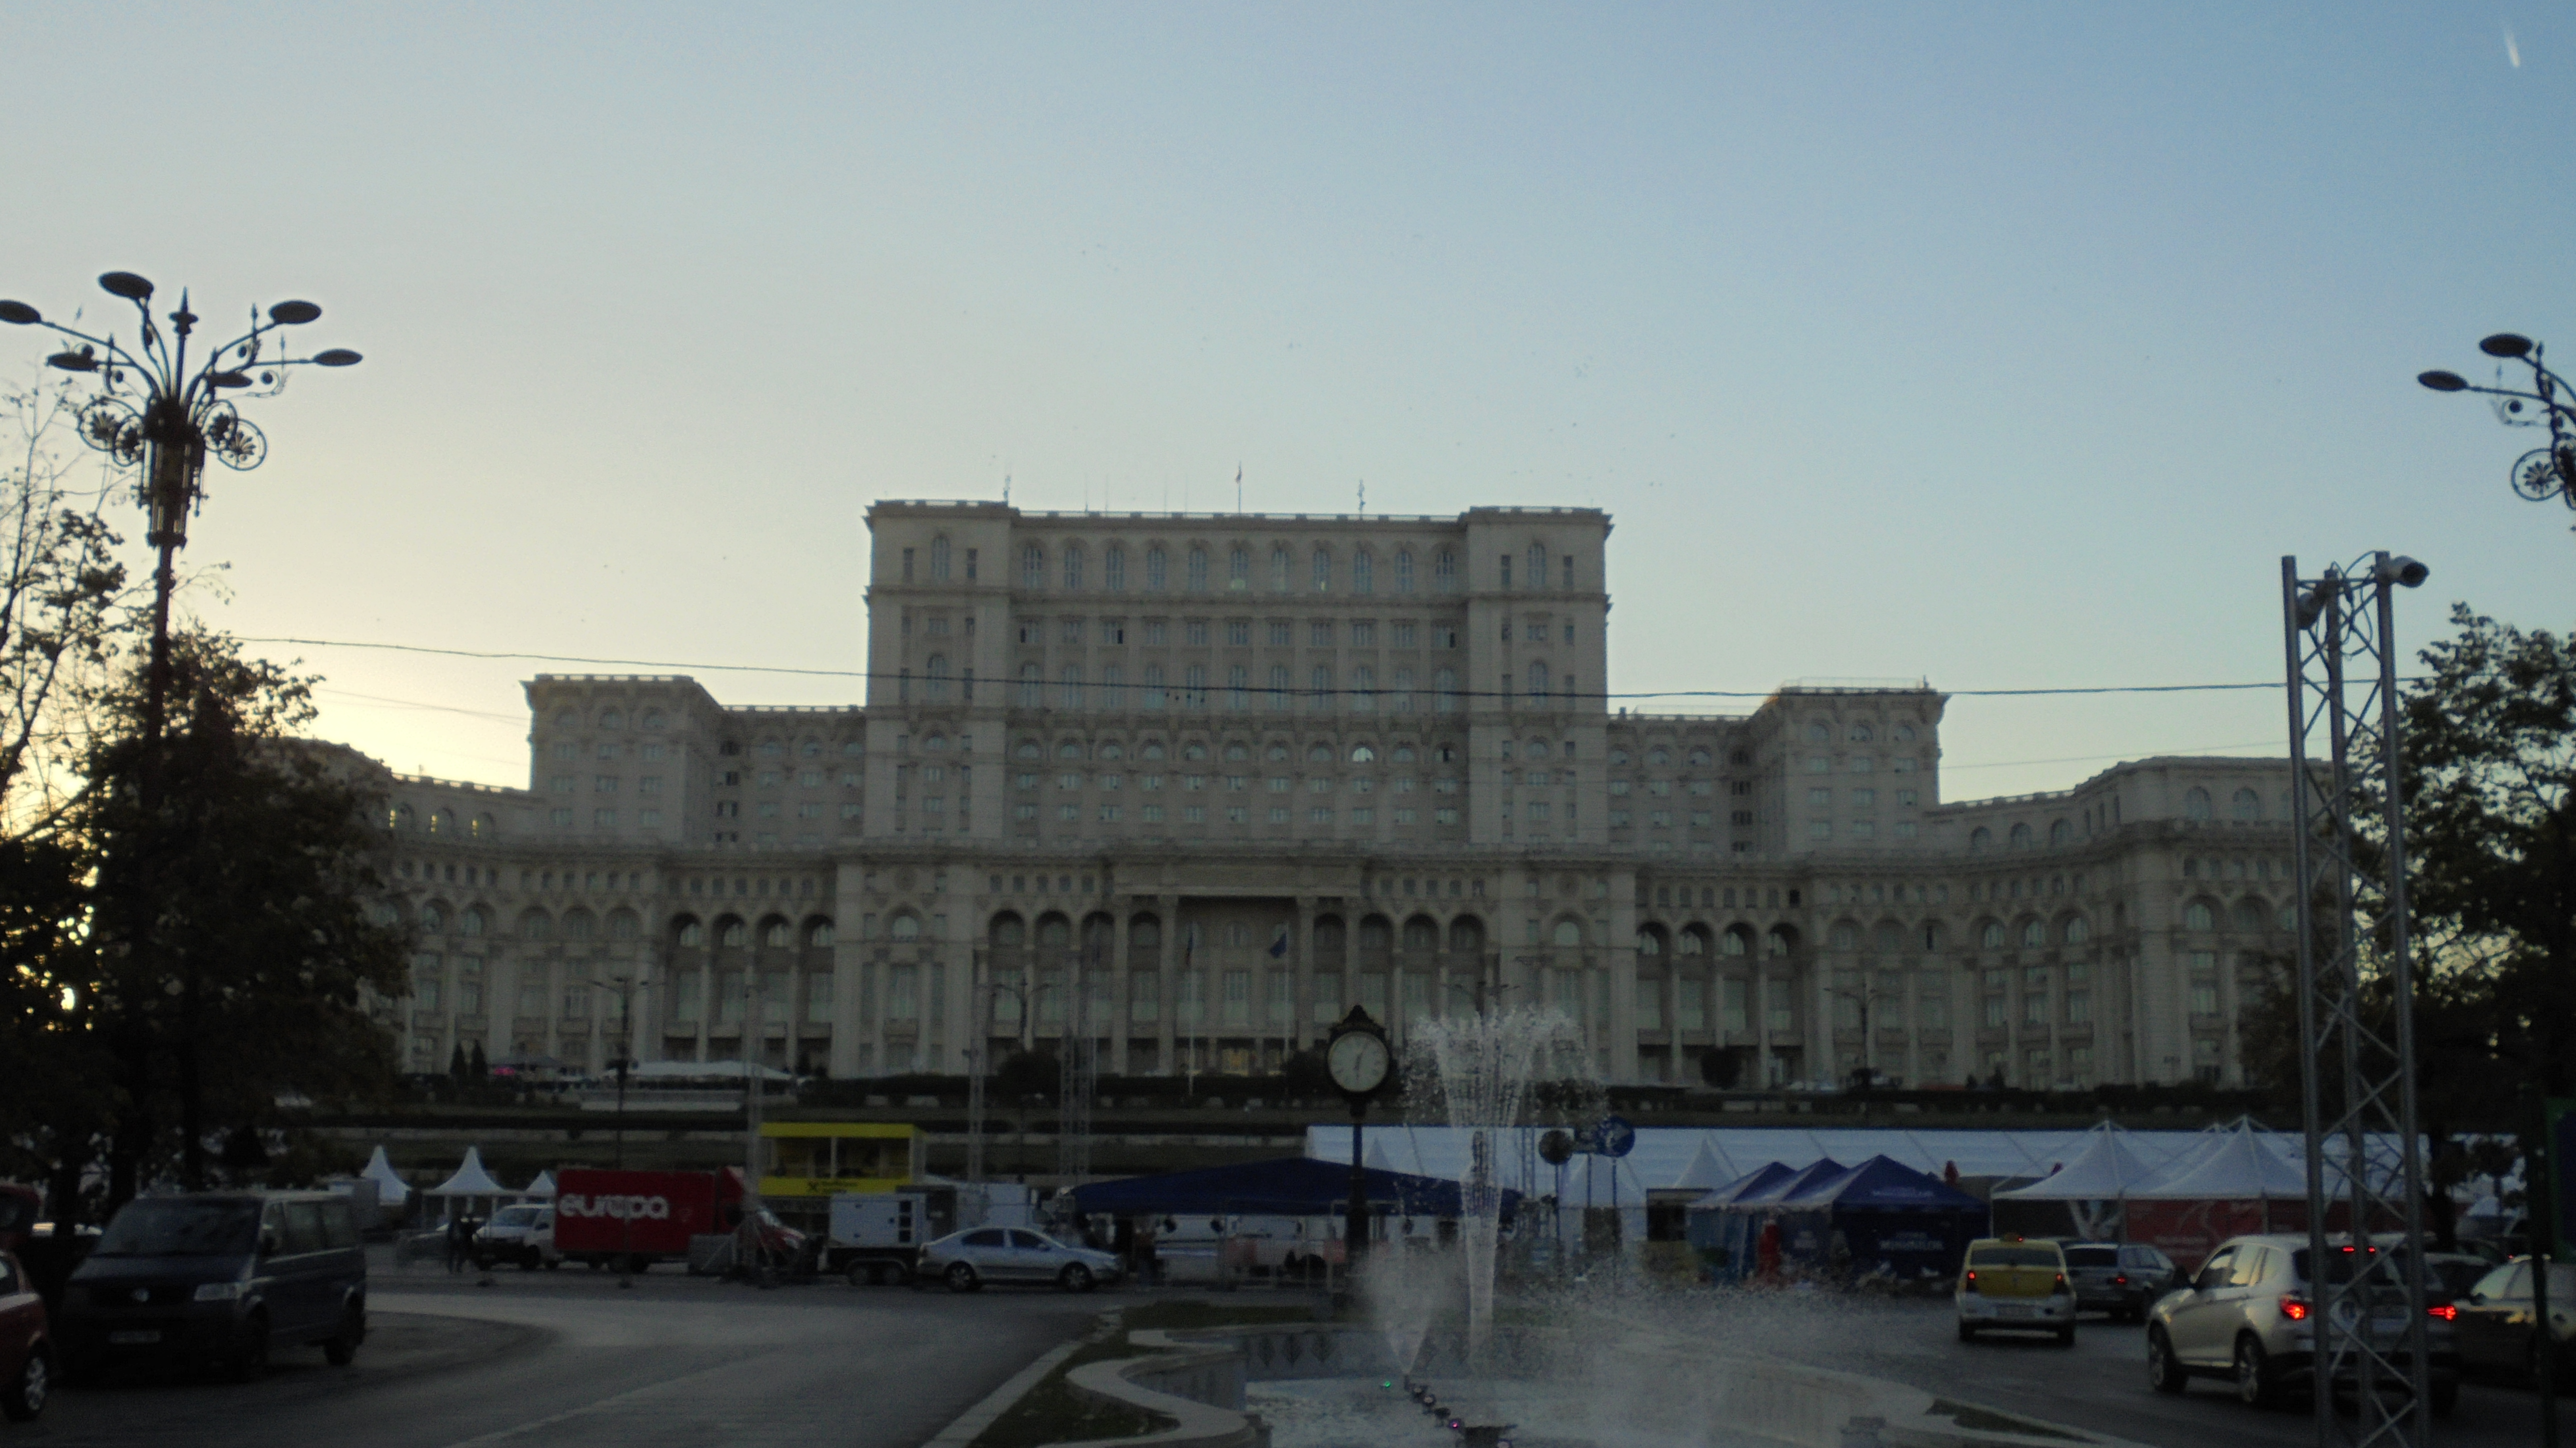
[917,1227,1122,1293]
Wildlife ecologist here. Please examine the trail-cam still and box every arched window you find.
[641,710,666,730]
[1764,924,1796,958]
[1188,546,1209,591]
[1270,546,1291,592]
[1146,545,1167,590]
[1352,549,1374,594]
[721,919,748,948]
[1062,544,1084,592]
[1104,544,1125,592]
[460,907,486,938]
[676,918,704,947]
[1635,927,1666,956]
[1720,925,1752,958]
[2049,819,2071,846]
[1526,542,1546,590]
[764,919,791,948]
[562,910,595,942]
[1352,665,1378,712]
[930,536,950,581]
[2232,788,2262,821]
[2020,918,2044,948]
[990,914,1026,948]
[2064,914,2090,944]
[2008,822,2034,850]
[420,902,446,933]
[1037,915,1072,948]
[890,912,922,942]
[1678,926,1710,956]
[608,910,638,940]
[1229,546,1250,590]
[1553,920,1584,948]
[1310,666,1332,711]
[926,654,950,703]
[1828,920,1858,950]
[1970,826,1992,852]
[1394,549,1414,594]
[1980,920,2006,949]
[1434,550,1456,592]
[1848,723,1874,742]
[2231,898,2268,932]
[1807,723,1830,742]
[2184,900,2216,930]
[2184,786,2212,821]
[1448,916,1485,952]
[1312,548,1331,592]
[522,910,553,941]
[1528,662,1548,701]
[1873,921,1904,954]
[1020,544,1045,589]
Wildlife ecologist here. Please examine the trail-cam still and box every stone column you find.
[1754,970,1772,1087]
[1156,893,1180,1075]
[1294,896,1318,1062]
[1110,910,1132,1076]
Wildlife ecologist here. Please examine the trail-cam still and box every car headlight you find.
[194,1281,247,1302]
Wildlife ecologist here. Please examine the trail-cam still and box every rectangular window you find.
[1720,978,1747,1031]
[805,974,834,1024]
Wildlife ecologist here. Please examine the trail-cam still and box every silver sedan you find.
[918,1227,1123,1293]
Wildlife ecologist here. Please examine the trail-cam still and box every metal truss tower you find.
[966,950,990,1193]
[1056,945,1098,1186]
[2279,551,2434,1448]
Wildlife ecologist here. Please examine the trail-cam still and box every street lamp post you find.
[2418,334,2576,521]
[1,273,358,1190]
[587,974,652,1168]
[1827,985,1900,1089]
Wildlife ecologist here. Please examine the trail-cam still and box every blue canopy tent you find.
[1768,1155,1990,1284]
[1683,1162,1796,1268]
[1704,1158,1846,1281]
[1069,1156,1518,1222]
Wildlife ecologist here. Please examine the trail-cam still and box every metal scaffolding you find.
[2278,552,2434,1448]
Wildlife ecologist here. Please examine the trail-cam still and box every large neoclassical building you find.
[364,500,2294,1090]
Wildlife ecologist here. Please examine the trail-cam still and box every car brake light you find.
[2112,1274,2129,1287]
[1963,1270,1980,1294]
[2428,1304,2458,1322]
[2052,1272,2070,1296]
[2280,1296,2311,1322]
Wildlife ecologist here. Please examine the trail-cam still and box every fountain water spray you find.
[1403,1004,1586,1364]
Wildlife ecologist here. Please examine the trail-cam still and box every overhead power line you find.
[239,635,2328,702]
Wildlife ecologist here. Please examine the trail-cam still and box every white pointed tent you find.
[426,1148,510,1220]
[2128,1124,2312,1200]
[521,1170,557,1200]
[359,1146,412,1208]
[1362,1138,1402,1174]
[1668,1136,1739,1196]
[1994,1124,2171,1201]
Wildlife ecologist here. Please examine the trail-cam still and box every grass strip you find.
[1927,1398,2087,1442]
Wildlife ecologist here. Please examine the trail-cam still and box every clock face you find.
[1327,1030,1390,1094]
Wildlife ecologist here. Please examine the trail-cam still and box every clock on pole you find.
[1326,1005,1393,1266]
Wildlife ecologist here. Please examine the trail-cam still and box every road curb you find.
[918,1331,1096,1448]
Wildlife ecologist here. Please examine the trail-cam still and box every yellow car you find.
[1958,1236,2077,1345]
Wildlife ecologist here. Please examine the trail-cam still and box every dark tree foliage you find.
[29,634,411,1213]
[2396,606,2576,1099]
[996,1048,1059,1104]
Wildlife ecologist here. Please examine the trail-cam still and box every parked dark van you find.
[60,1192,365,1380]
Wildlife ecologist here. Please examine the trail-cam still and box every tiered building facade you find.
[364,502,2294,1090]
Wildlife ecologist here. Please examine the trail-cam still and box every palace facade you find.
[364,501,2292,1090]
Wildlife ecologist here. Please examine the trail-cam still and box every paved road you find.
[32,1264,1129,1448]
[1790,1296,2572,1448]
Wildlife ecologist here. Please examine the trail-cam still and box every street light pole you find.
[588,974,650,1169]
[2418,334,2576,522]
[1,274,358,1192]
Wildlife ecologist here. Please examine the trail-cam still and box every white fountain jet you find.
[1401,1004,1586,1366]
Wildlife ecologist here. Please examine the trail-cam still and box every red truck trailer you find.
[554,1168,750,1272]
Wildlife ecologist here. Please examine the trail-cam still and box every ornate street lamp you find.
[0,271,360,1188]
[2418,333,2576,520]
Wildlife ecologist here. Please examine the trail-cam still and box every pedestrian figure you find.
[445,1212,475,1274]
[1136,1220,1160,1287]
[1754,1214,1783,1284]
